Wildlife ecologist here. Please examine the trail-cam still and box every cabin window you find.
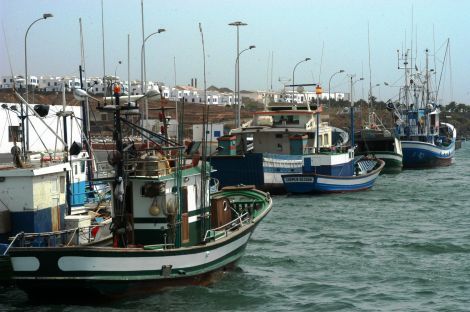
[275,134,283,139]
[101,113,107,121]
[324,134,329,146]
[81,161,86,173]
[8,126,20,142]
[60,176,65,193]
[74,164,78,175]
[277,143,283,151]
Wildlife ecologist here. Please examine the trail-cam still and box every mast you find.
[101,0,107,104]
[350,75,355,148]
[62,83,71,213]
[425,49,430,106]
[198,22,209,242]
[111,84,127,248]
[367,23,373,126]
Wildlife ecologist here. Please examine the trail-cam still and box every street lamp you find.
[229,21,248,127]
[114,60,122,80]
[140,28,165,129]
[23,12,53,157]
[292,58,311,104]
[349,75,364,147]
[328,69,345,109]
[234,45,255,127]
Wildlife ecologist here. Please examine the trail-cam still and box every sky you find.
[1,0,469,104]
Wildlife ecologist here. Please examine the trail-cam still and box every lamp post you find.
[349,75,364,147]
[292,58,311,104]
[140,28,165,129]
[229,21,247,127]
[235,45,255,127]
[328,69,345,109]
[23,13,53,157]
[114,60,122,81]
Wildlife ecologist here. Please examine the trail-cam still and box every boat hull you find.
[356,151,403,173]
[401,141,454,168]
[11,227,255,299]
[9,185,273,301]
[282,160,384,194]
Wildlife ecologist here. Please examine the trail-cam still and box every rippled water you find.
[1,143,469,311]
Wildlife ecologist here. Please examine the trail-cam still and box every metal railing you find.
[9,221,111,248]
[203,210,250,242]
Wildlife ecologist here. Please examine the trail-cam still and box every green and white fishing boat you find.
[8,86,272,300]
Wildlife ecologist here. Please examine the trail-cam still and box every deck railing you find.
[10,221,111,248]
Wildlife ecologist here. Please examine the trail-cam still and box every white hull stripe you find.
[11,232,251,272]
[57,233,250,272]
[317,172,380,186]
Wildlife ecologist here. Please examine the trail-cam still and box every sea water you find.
[1,143,469,311]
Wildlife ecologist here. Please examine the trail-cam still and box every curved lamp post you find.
[235,45,255,127]
[349,75,364,147]
[140,28,165,128]
[292,58,311,104]
[328,69,345,109]
[229,21,248,127]
[23,12,53,156]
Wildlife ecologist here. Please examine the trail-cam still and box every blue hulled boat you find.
[399,120,456,168]
[391,46,456,168]
[209,101,347,194]
[282,149,384,194]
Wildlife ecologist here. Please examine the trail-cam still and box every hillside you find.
[1,89,468,138]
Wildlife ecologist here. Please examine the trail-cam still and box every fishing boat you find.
[355,128,402,173]
[0,88,112,286]
[282,151,384,194]
[7,85,272,300]
[210,98,346,194]
[0,89,111,238]
[354,112,403,173]
[281,80,384,194]
[391,45,456,168]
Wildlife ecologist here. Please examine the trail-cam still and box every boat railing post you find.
[4,232,25,255]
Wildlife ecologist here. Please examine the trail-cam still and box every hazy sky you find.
[1,0,469,104]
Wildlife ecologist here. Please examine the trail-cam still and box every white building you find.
[1,75,26,89]
[276,90,346,103]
